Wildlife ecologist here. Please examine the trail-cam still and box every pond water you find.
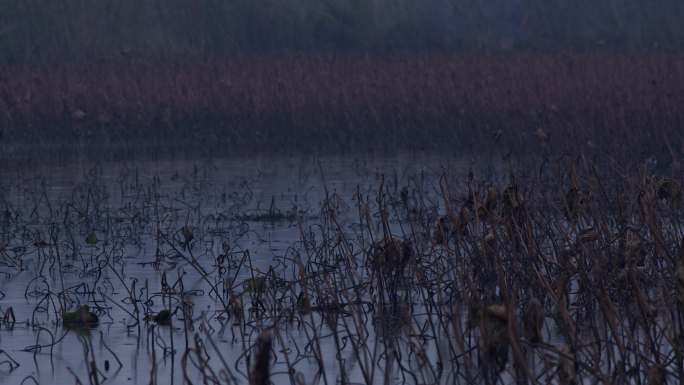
[0,154,478,385]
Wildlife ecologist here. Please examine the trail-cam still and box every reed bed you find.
[0,153,682,384]
[1,53,683,160]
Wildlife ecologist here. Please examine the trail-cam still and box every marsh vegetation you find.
[0,151,682,385]
[1,53,683,163]
[1,3,684,384]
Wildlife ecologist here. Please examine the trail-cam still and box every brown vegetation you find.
[0,53,683,160]
[1,148,683,384]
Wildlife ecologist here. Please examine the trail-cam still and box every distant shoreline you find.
[0,53,682,164]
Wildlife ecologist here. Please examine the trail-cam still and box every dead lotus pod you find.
[368,236,413,274]
[523,297,544,343]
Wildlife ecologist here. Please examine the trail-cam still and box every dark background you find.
[0,1,682,165]
[2,0,683,64]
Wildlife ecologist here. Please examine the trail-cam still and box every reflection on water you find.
[0,154,469,385]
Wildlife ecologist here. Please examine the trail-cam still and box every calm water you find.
[0,154,477,385]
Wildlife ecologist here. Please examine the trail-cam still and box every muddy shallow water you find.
[0,154,478,385]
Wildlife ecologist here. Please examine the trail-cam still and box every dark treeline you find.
[2,0,684,64]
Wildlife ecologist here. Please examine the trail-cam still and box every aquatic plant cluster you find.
[0,53,683,162]
[0,154,682,385]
